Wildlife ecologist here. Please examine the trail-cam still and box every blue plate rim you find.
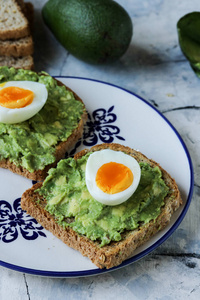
[0,76,194,278]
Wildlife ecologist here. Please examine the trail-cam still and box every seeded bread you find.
[0,1,34,69]
[0,36,33,57]
[0,0,30,40]
[0,78,88,180]
[0,54,34,69]
[21,143,182,269]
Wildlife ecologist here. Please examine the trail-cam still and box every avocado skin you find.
[42,0,133,64]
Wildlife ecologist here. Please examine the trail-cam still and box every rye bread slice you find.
[0,1,34,58]
[21,143,182,269]
[0,36,34,57]
[0,1,34,68]
[0,0,30,40]
[0,79,87,180]
[0,55,34,69]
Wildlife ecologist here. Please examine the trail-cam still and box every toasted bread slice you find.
[21,143,182,269]
[0,74,87,180]
[0,0,30,40]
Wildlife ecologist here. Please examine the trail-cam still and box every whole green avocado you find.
[42,0,133,64]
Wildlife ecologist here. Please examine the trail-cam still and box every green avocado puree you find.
[37,153,169,247]
[0,66,85,172]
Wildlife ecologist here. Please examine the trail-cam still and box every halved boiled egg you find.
[85,149,141,206]
[0,81,48,124]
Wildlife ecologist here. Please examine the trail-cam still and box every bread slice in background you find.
[21,143,182,269]
[0,1,34,69]
[0,36,33,57]
[0,0,30,40]
[0,55,34,69]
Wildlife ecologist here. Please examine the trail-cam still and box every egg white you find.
[0,81,48,124]
[85,149,141,206]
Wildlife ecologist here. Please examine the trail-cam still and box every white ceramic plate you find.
[0,77,193,277]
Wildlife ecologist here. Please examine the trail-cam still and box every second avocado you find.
[42,0,133,64]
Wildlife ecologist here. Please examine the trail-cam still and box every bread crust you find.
[0,36,34,57]
[0,79,87,180]
[21,143,182,269]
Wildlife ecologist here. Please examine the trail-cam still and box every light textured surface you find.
[0,0,200,299]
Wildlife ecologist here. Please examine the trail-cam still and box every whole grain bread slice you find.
[0,36,33,57]
[0,0,30,40]
[0,55,34,69]
[21,143,182,269]
[0,1,34,63]
[0,78,87,180]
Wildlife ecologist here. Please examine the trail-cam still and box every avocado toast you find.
[21,143,182,269]
[0,66,87,180]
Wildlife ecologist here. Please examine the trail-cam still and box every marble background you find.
[0,0,200,299]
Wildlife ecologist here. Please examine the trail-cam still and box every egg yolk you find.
[0,86,34,109]
[96,162,134,194]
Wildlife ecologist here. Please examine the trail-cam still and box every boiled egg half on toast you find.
[85,149,141,206]
[0,81,48,124]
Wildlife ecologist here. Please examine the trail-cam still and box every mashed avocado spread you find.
[0,67,85,172]
[37,153,169,247]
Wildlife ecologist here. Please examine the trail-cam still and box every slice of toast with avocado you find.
[0,66,87,180]
[21,143,182,269]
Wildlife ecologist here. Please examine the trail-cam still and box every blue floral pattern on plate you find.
[0,198,46,243]
[83,106,125,146]
[69,106,125,156]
